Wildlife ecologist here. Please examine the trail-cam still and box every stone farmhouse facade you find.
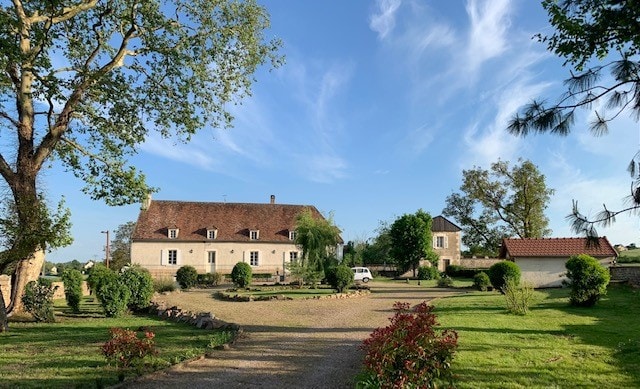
[499,237,617,288]
[431,215,462,271]
[131,196,341,279]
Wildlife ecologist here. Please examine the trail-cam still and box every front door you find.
[207,251,216,273]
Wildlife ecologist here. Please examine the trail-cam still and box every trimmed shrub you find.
[360,301,458,388]
[437,276,454,288]
[120,266,154,312]
[96,272,131,317]
[488,261,521,293]
[417,266,440,280]
[175,265,198,290]
[86,264,114,294]
[324,266,337,287]
[564,254,610,307]
[503,278,535,315]
[60,269,84,313]
[22,279,57,322]
[153,277,176,293]
[445,265,484,278]
[231,262,252,288]
[196,272,222,287]
[473,272,491,291]
[332,265,354,293]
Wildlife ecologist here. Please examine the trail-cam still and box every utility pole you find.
[101,230,110,268]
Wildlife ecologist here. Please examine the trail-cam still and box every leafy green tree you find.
[389,210,435,277]
[332,265,354,293]
[294,209,341,271]
[508,0,640,239]
[120,265,154,312]
[362,222,393,266]
[109,222,136,272]
[0,0,281,331]
[564,254,610,307]
[443,159,554,255]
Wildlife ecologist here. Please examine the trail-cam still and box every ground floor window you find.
[168,249,177,265]
[250,251,259,266]
[289,251,299,262]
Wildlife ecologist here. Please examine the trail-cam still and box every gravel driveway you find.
[123,282,465,389]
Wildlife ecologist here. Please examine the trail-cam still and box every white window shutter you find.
[243,250,246,262]
[445,236,449,249]
[160,250,166,266]
[433,236,437,248]
[177,250,182,265]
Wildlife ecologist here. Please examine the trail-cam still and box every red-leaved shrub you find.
[360,301,458,388]
[102,327,157,369]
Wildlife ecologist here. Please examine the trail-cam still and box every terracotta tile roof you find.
[500,237,618,258]
[432,216,461,232]
[132,200,340,243]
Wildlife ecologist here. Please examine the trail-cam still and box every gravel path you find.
[123,282,465,389]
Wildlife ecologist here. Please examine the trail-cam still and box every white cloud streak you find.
[369,0,402,40]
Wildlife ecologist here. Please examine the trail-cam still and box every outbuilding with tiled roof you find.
[131,196,342,279]
[499,237,617,288]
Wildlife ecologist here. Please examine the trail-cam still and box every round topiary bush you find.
[176,265,198,290]
[121,265,154,311]
[473,271,491,291]
[564,254,610,307]
[488,261,521,293]
[417,266,440,280]
[332,265,354,293]
[231,262,253,288]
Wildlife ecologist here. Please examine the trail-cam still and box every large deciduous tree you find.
[0,0,281,331]
[294,209,341,271]
[508,0,640,239]
[443,159,554,255]
[109,221,136,272]
[389,209,435,277]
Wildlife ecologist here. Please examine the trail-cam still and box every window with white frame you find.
[289,251,299,262]
[168,228,179,239]
[249,251,259,266]
[168,249,178,265]
[435,236,447,249]
[250,230,259,240]
[289,230,297,241]
[207,229,217,239]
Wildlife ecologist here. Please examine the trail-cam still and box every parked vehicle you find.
[351,267,373,283]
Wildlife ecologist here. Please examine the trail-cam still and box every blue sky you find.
[47,0,640,263]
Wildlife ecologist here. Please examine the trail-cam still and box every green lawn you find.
[0,297,234,388]
[432,285,640,388]
[229,286,345,299]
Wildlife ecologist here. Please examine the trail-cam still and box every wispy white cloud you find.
[369,0,402,40]
[465,0,512,73]
[140,134,220,171]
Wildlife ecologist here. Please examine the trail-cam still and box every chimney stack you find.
[270,194,275,204]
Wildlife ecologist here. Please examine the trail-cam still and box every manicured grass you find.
[373,276,473,288]
[0,297,234,388]
[231,286,343,299]
[432,285,640,388]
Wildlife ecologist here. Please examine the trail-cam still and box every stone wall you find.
[460,258,501,269]
[610,266,640,286]
[0,276,90,303]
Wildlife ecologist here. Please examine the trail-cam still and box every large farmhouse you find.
[500,237,618,288]
[131,196,341,278]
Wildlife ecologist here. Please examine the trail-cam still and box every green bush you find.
[86,264,114,294]
[473,272,491,291]
[95,272,131,317]
[120,266,154,312]
[503,278,535,315]
[231,262,252,288]
[196,272,222,286]
[22,279,57,322]
[332,265,354,293]
[417,266,440,280]
[324,266,337,286]
[60,269,84,313]
[153,277,176,293]
[488,261,521,293]
[445,265,484,278]
[564,254,610,307]
[437,276,454,288]
[175,265,198,290]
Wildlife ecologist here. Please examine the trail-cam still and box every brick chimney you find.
[270,194,275,204]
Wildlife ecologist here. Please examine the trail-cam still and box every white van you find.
[351,267,373,283]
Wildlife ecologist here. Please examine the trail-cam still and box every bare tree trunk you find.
[7,249,45,314]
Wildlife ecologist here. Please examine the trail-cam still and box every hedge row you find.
[444,265,486,278]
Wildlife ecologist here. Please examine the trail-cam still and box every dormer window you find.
[250,230,259,240]
[168,228,179,239]
[289,230,297,241]
[207,229,218,240]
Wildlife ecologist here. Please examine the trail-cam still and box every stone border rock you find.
[148,301,241,332]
